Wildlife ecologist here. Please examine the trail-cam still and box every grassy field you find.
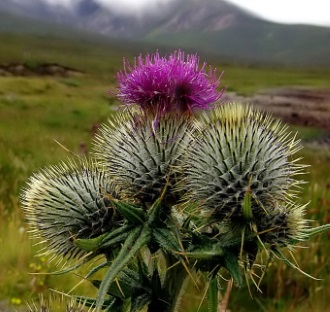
[0,33,329,311]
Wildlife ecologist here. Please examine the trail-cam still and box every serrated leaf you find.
[183,244,225,260]
[96,226,151,311]
[139,246,155,276]
[121,267,141,285]
[156,250,168,287]
[152,227,181,252]
[207,278,218,312]
[98,224,133,248]
[223,252,243,286]
[147,197,163,226]
[92,279,131,299]
[100,232,131,251]
[111,200,146,224]
[74,232,109,252]
[147,176,169,226]
[130,293,151,312]
[86,260,109,279]
[103,297,125,312]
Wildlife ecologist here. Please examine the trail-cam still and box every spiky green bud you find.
[26,294,87,312]
[181,103,306,239]
[257,202,308,245]
[21,159,120,260]
[93,111,192,206]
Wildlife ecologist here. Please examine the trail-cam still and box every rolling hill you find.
[0,0,330,67]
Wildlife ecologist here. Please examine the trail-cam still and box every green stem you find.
[167,265,189,312]
[147,256,189,312]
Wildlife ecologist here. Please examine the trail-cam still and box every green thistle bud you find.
[21,159,119,260]
[93,111,192,206]
[26,294,87,312]
[257,202,308,246]
[182,103,305,228]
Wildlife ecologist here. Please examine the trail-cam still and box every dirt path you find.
[226,87,330,131]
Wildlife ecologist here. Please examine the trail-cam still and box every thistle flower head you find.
[93,111,192,206]
[116,50,223,116]
[21,159,120,260]
[181,103,306,244]
[26,294,87,312]
[257,202,308,246]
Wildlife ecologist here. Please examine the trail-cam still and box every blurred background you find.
[0,0,329,311]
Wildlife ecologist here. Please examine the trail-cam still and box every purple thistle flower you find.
[116,50,224,116]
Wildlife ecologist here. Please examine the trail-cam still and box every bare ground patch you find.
[227,87,330,131]
[226,87,330,146]
[0,62,84,77]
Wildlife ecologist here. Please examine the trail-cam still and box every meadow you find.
[0,33,330,311]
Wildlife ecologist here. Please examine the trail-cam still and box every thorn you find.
[115,277,125,298]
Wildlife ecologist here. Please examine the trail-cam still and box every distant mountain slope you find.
[0,0,256,38]
[0,0,330,67]
[145,18,330,66]
[0,10,73,35]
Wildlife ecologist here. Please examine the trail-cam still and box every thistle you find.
[21,159,121,261]
[182,103,304,225]
[93,111,192,206]
[26,294,89,312]
[257,202,308,245]
[116,50,223,116]
[178,103,312,289]
[21,51,330,312]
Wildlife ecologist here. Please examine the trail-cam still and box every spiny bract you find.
[26,294,88,312]
[181,103,306,243]
[21,159,119,260]
[257,202,308,246]
[93,110,192,206]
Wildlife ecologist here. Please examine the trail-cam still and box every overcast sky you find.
[45,0,330,27]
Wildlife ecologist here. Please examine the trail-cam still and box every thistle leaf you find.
[182,244,224,260]
[206,278,219,312]
[148,197,164,226]
[119,268,142,290]
[85,260,109,279]
[98,224,133,249]
[74,232,109,252]
[303,224,330,239]
[130,293,151,312]
[152,227,182,252]
[155,250,168,287]
[224,252,243,286]
[92,279,131,299]
[111,199,146,224]
[96,226,151,310]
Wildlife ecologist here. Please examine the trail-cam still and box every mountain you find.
[0,0,72,23]
[0,0,255,38]
[1,0,330,67]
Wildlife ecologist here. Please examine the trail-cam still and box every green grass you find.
[0,32,329,310]
[218,63,330,95]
